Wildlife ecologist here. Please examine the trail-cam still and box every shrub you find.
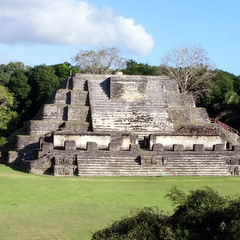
[92,207,172,240]
[92,187,240,240]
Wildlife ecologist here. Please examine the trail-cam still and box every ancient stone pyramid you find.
[6,73,240,176]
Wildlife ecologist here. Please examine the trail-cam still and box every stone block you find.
[41,141,53,151]
[141,156,159,166]
[152,143,163,151]
[55,155,75,165]
[149,134,156,150]
[8,151,20,164]
[29,120,63,135]
[67,105,89,121]
[53,90,69,104]
[213,144,225,151]
[42,104,67,120]
[130,133,138,145]
[64,140,76,150]
[87,142,98,151]
[70,90,88,104]
[54,165,77,176]
[108,143,120,151]
[16,135,40,150]
[173,144,184,151]
[130,144,140,152]
[233,145,240,151]
[109,134,123,150]
[193,144,204,151]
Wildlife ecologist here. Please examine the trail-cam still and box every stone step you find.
[166,173,228,176]
[63,121,90,131]
[42,104,68,120]
[53,89,70,104]
[29,120,64,135]
[67,105,90,121]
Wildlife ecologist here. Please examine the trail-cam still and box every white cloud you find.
[0,0,154,56]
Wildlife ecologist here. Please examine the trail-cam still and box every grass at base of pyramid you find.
[0,164,240,240]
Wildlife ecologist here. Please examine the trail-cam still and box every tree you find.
[0,85,18,146]
[7,69,31,115]
[28,65,59,114]
[199,70,240,131]
[52,62,80,82]
[0,62,26,85]
[123,60,161,75]
[92,187,240,240]
[72,47,126,74]
[161,44,215,100]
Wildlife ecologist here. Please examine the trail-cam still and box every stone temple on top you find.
[4,72,240,176]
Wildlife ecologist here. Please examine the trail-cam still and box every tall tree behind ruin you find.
[72,47,127,74]
[0,85,18,146]
[160,44,216,101]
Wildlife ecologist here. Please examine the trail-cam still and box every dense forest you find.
[0,58,240,147]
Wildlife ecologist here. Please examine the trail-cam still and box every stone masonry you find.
[5,73,240,176]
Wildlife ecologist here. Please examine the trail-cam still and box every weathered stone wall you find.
[149,134,224,151]
[54,133,111,149]
[162,78,179,93]
[110,76,148,101]
[166,93,196,107]
[29,120,64,135]
[16,135,40,150]
[53,89,70,104]
[169,108,210,127]
[42,104,67,120]
[53,132,136,150]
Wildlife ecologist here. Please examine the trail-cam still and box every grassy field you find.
[1,165,240,240]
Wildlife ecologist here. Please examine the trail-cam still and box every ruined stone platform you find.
[4,73,240,176]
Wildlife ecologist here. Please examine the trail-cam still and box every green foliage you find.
[165,186,186,206]
[93,187,240,240]
[123,60,161,75]
[0,85,18,144]
[169,187,228,239]
[92,208,172,240]
[0,62,26,85]
[52,62,70,81]
[7,69,31,115]
[28,64,59,111]
[199,70,240,131]
[53,62,80,82]
[201,70,234,107]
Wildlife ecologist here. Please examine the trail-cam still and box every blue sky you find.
[0,0,240,75]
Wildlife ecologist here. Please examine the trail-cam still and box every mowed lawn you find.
[1,165,240,240]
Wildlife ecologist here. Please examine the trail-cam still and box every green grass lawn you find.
[1,164,240,240]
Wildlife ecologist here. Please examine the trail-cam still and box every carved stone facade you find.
[4,73,240,176]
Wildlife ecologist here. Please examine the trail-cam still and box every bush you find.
[92,187,240,240]
[92,207,172,240]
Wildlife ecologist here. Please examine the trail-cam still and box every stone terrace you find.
[5,73,240,176]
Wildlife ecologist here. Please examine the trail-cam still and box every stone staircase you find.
[88,78,174,135]
[77,153,163,177]
[77,150,229,177]
[164,152,228,176]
